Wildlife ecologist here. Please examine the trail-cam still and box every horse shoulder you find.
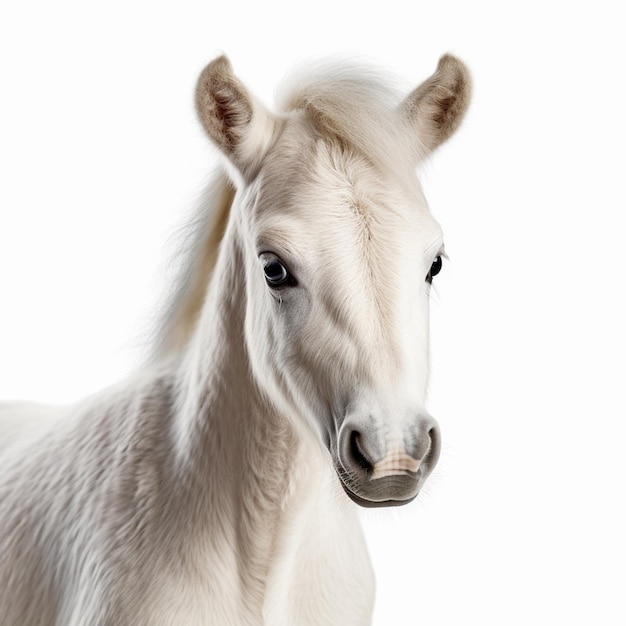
[0,400,81,623]
[0,371,176,624]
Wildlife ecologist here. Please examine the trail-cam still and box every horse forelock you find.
[275,60,416,176]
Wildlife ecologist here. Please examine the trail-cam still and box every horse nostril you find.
[423,423,441,468]
[349,431,373,474]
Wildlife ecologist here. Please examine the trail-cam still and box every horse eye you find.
[426,256,443,283]
[262,257,294,288]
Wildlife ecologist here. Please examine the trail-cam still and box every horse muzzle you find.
[334,415,441,508]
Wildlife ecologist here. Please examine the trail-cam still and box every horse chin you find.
[336,471,420,509]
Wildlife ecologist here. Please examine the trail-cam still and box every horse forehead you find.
[255,133,438,250]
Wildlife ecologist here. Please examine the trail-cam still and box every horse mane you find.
[149,168,234,361]
[150,60,413,361]
[276,59,415,170]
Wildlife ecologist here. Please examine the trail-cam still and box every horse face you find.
[242,133,444,506]
[195,54,470,506]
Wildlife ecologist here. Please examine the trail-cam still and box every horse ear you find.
[402,54,471,158]
[196,55,276,179]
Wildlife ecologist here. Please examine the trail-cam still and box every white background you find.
[1,1,624,624]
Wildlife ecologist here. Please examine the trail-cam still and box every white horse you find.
[0,54,471,625]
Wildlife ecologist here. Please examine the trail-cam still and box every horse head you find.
[195,54,471,507]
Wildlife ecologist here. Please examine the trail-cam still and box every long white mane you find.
[150,170,234,360]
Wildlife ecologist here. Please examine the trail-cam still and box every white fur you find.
[0,55,470,624]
